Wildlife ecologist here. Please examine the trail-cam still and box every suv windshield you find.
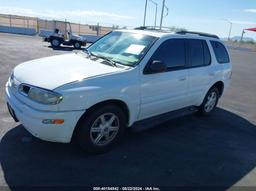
[86,31,157,67]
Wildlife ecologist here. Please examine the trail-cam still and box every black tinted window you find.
[203,41,211,65]
[189,40,204,67]
[151,39,186,69]
[189,39,211,67]
[210,41,230,63]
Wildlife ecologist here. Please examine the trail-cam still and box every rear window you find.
[210,41,230,64]
[189,39,211,67]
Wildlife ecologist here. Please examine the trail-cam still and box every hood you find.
[71,34,85,41]
[13,53,125,90]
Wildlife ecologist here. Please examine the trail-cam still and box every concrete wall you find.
[0,26,102,43]
[38,29,52,38]
[0,25,36,35]
[0,14,113,41]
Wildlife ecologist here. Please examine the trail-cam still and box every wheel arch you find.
[86,99,130,123]
[71,99,130,141]
[211,81,224,97]
[49,36,64,43]
[199,81,225,107]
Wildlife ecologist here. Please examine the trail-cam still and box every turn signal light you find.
[42,119,64,124]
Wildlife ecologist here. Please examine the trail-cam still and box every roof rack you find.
[134,26,173,33]
[176,30,219,39]
[134,27,220,39]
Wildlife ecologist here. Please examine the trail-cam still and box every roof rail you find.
[176,30,219,39]
[134,26,173,33]
[134,27,220,39]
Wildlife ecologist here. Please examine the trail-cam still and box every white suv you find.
[6,28,232,153]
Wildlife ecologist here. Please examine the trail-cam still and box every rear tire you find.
[74,42,81,49]
[75,105,127,154]
[50,39,61,47]
[198,87,219,116]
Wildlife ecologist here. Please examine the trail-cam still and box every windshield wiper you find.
[84,50,120,68]
[84,49,92,57]
[96,55,118,67]
[86,53,117,67]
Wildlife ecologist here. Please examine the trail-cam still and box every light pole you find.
[240,30,245,43]
[149,0,158,28]
[143,0,148,26]
[227,21,233,41]
[159,0,168,29]
[159,0,165,29]
[224,19,233,41]
[164,4,169,17]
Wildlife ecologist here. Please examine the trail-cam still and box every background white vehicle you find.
[6,28,232,153]
[43,22,87,49]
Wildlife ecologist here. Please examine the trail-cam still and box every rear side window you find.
[189,39,211,67]
[151,39,186,70]
[210,41,230,63]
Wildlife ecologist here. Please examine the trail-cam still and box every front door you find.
[139,39,189,120]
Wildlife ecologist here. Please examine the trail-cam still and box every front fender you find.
[55,69,140,126]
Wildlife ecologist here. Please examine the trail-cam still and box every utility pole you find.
[149,0,158,28]
[240,30,245,43]
[143,0,148,26]
[223,19,233,41]
[160,0,166,29]
[154,3,158,28]
[228,21,233,41]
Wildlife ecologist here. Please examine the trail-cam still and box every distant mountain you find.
[232,36,254,42]
[221,36,255,42]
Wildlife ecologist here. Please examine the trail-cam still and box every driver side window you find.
[150,39,186,71]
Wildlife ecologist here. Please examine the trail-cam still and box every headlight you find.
[9,72,14,86]
[19,85,63,105]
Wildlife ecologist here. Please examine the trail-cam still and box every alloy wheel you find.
[204,91,217,112]
[89,113,120,146]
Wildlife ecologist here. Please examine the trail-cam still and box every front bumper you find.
[5,85,84,143]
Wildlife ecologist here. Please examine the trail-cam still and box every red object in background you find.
[245,28,256,32]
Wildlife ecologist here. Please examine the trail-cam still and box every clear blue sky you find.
[0,0,256,39]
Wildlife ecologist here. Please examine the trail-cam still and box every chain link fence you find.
[0,14,37,28]
[0,14,122,36]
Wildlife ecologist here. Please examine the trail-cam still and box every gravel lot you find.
[0,33,256,190]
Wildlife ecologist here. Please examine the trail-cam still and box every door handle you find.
[209,72,215,76]
[178,77,187,81]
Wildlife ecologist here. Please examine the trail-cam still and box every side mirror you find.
[144,60,167,74]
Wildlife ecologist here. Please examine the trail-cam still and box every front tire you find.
[50,39,61,47]
[75,105,127,154]
[198,87,219,116]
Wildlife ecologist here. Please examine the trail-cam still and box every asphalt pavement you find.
[0,33,256,190]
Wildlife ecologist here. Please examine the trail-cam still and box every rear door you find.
[187,39,214,106]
